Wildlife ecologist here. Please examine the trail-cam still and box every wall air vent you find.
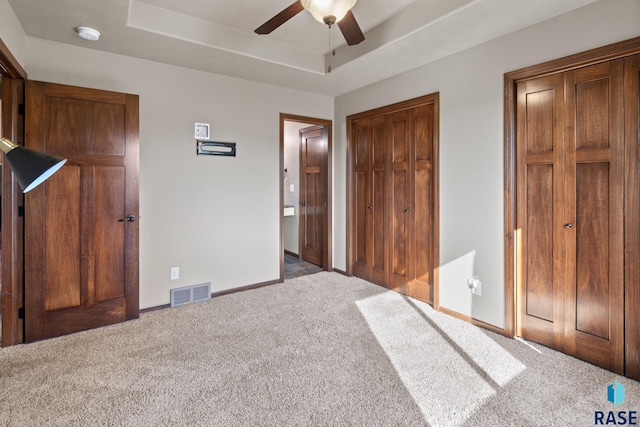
[170,282,211,308]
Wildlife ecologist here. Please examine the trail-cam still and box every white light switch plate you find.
[289,184,295,192]
[171,267,180,280]
[194,123,210,139]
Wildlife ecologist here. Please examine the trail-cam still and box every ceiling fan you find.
[255,0,365,46]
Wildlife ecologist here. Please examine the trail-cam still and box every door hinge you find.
[18,307,24,319]
[18,104,25,116]
[18,205,24,217]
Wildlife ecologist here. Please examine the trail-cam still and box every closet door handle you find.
[368,205,373,210]
[564,223,573,229]
[404,209,410,213]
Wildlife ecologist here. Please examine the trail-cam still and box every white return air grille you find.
[170,282,211,308]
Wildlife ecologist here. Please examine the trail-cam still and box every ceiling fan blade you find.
[337,10,365,46]
[255,1,305,35]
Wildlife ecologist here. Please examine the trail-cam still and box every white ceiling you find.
[8,0,598,96]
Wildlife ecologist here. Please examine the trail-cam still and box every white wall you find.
[283,121,313,254]
[0,0,26,68]
[24,38,333,308]
[334,0,640,329]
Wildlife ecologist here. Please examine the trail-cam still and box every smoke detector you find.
[77,27,100,41]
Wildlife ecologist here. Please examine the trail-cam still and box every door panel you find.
[516,74,565,349]
[574,163,610,340]
[564,60,624,373]
[353,119,370,277]
[524,164,554,323]
[95,166,126,302]
[24,80,139,342]
[624,54,640,380]
[369,116,388,285]
[409,104,435,303]
[44,165,81,311]
[351,116,387,285]
[388,110,411,293]
[45,96,126,156]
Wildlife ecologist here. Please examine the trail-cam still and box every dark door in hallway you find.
[299,125,327,267]
[24,80,140,342]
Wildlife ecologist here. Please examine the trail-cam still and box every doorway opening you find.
[279,114,332,282]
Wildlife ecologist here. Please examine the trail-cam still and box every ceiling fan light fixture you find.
[300,0,357,26]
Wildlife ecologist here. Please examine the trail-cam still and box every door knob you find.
[404,209,411,213]
[118,215,136,223]
[564,223,573,229]
[368,205,373,209]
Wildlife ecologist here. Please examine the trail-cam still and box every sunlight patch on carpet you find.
[407,296,527,387]
[356,291,526,427]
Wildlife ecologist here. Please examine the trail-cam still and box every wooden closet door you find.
[352,118,370,279]
[352,116,387,286]
[563,60,625,373]
[516,74,566,350]
[407,104,435,304]
[388,110,412,293]
[517,61,625,373]
[624,54,640,381]
[369,116,388,285]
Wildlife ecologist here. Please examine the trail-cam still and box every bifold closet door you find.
[563,60,624,373]
[407,104,436,303]
[516,73,566,350]
[388,109,412,294]
[625,54,640,380]
[516,60,625,373]
[352,116,388,286]
[387,105,436,302]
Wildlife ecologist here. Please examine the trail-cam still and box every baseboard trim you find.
[333,268,348,276]
[140,303,170,314]
[284,250,299,258]
[211,279,280,298]
[438,307,505,336]
[140,279,281,314]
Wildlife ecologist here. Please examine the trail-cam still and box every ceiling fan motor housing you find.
[323,15,337,27]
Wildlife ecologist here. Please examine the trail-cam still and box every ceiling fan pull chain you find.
[328,25,334,73]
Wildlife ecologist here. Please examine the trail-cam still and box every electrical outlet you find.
[467,276,482,296]
[171,267,180,280]
[472,280,482,296]
[290,184,295,192]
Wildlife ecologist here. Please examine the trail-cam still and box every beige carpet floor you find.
[0,271,638,426]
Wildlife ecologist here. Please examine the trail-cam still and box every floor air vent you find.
[170,282,211,308]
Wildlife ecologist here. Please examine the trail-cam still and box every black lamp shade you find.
[4,146,67,193]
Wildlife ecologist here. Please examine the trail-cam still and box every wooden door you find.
[349,94,439,300]
[407,104,436,303]
[388,110,411,293]
[516,61,625,373]
[352,116,387,286]
[625,54,640,381]
[385,105,437,302]
[516,74,566,350]
[24,81,139,342]
[299,125,327,267]
[563,60,624,373]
